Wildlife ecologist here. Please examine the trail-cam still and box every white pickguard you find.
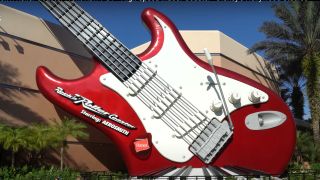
[100,17,269,163]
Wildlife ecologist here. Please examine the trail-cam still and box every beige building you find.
[0,5,278,171]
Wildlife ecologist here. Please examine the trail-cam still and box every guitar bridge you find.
[189,119,232,163]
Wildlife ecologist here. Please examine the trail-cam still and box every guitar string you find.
[130,74,205,141]
[43,1,186,128]
[43,1,173,123]
[68,1,226,157]
[57,1,180,109]
[45,1,210,145]
[64,1,141,77]
[48,0,172,113]
[49,1,138,82]
[58,2,161,97]
[47,1,212,150]
[144,78,207,135]
[131,66,209,139]
[64,0,205,126]
[43,1,214,146]
[129,69,204,142]
[44,1,207,144]
[57,1,206,135]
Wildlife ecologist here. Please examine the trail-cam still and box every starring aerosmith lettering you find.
[55,87,136,130]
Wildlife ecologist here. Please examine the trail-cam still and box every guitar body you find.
[36,8,296,176]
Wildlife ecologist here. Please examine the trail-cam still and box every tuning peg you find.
[249,90,261,103]
[229,92,241,104]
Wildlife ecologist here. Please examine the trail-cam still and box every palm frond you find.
[249,40,301,56]
[251,1,320,144]
[60,117,89,140]
[259,21,294,41]
[273,3,303,35]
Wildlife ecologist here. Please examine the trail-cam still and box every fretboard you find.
[40,1,141,82]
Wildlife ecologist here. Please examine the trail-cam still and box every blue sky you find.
[1,1,310,119]
[2,1,279,49]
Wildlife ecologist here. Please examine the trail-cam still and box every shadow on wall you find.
[48,147,90,171]
[43,17,126,171]
[0,96,45,125]
[0,62,20,93]
[0,26,24,54]
[54,106,127,172]
[0,36,10,51]
[1,19,127,171]
[41,20,94,75]
[0,61,45,125]
[42,20,127,172]
[0,16,128,171]
[0,27,47,164]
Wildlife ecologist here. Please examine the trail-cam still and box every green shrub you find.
[311,163,320,170]
[0,166,79,179]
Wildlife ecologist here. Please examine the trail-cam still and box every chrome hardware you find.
[245,111,287,130]
[210,100,223,113]
[229,92,241,104]
[249,90,261,103]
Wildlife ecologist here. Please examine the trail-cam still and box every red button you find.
[134,138,150,152]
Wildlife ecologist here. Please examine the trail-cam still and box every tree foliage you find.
[56,117,89,170]
[58,117,88,142]
[279,70,306,120]
[295,131,320,164]
[249,1,320,144]
[0,118,88,167]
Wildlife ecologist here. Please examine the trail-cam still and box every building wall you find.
[0,5,280,172]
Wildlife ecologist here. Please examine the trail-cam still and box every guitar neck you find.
[40,1,141,82]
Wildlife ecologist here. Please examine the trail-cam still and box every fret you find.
[55,3,73,21]
[64,1,141,72]
[46,1,131,81]
[82,20,135,66]
[73,3,138,80]
[41,1,141,81]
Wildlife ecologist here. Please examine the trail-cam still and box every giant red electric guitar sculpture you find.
[36,1,296,176]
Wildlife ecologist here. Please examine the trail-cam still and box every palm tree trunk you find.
[11,151,15,168]
[60,146,64,170]
[309,92,320,145]
[305,55,320,145]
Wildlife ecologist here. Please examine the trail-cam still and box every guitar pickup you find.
[189,119,232,163]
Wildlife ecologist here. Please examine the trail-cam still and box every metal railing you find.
[78,169,320,180]
[0,170,319,179]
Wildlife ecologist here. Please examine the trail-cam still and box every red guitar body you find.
[36,8,296,176]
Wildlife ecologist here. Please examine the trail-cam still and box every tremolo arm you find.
[189,49,234,163]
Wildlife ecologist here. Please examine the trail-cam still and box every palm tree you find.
[0,121,87,168]
[295,131,320,164]
[249,2,320,144]
[28,123,61,151]
[0,125,30,167]
[57,117,88,170]
[279,70,306,120]
[25,124,62,165]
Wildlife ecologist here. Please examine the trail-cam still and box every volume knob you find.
[210,100,223,113]
[229,92,241,104]
[249,90,261,103]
